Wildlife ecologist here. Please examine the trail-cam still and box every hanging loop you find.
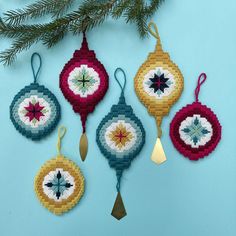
[114,68,127,95]
[195,73,207,102]
[57,126,67,156]
[148,21,162,49]
[31,52,42,83]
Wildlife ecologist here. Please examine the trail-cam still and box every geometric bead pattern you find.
[10,83,60,140]
[96,97,145,172]
[143,67,175,99]
[170,102,221,161]
[35,155,84,215]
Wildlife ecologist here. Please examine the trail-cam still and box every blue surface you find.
[0,0,235,235]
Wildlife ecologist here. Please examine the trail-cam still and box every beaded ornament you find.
[60,32,109,161]
[35,126,85,215]
[170,73,221,160]
[96,68,145,220]
[10,53,60,140]
[134,21,184,164]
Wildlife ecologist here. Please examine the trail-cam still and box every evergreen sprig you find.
[0,0,164,65]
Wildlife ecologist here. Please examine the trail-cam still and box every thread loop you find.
[57,126,67,156]
[195,73,207,102]
[148,21,162,49]
[114,68,127,95]
[31,52,42,83]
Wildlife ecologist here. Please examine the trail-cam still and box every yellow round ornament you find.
[34,126,85,215]
[134,22,184,164]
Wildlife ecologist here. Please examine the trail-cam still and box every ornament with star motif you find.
[35,126,85,215]
[134,21,184,164]
[60,32,109,161]
[170,73,221,160]
[10,53,61,140]
[96,68,145,220]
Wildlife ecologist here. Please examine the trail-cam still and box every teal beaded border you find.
[10,82,61,140]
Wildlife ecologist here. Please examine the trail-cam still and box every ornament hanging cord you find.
[57,126,67,156]
[195,73,207,102]
[114,67,127,104]
[31,52,42,83]
[148,21,162,50]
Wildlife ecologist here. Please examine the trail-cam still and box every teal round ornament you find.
[10,53,61,140]
[96,68,145,220]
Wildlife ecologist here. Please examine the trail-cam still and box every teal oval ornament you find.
[96,68,145,220]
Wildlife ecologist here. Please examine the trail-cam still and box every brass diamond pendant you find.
[111,192,127,220]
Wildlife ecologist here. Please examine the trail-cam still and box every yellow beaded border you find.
[134,22,184,137]
[34,155,85,215]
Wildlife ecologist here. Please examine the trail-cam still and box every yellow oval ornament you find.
[134,22,184,164]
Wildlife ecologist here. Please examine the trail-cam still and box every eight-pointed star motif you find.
[24,101,45,121]
[149,73,170,93]
[108,123,133,150]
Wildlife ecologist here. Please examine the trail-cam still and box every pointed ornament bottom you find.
[151,138,167,164]
[111,192,127,220]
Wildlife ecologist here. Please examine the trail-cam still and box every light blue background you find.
[0,0,235,235]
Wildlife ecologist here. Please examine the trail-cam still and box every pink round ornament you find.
[170,73,221,160]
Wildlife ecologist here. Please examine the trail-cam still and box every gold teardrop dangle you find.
[79,133,88,161]
[151,118,166,164]
[151,138,167,164]
[111,192,127,220]
[134,21,184,164]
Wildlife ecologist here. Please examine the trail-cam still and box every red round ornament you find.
[170,73,221,161]
[60,32,109,161]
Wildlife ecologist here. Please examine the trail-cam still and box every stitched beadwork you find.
[96,68,145,220]
[35,126,85,215]
[143,67,175,99]
[60,32,108,161]
[179,114,213,148]
[10,53,60,140]
[170,73,222,161]
[68,64,100,97]
[134,22,184,164]
[43,168,75,202]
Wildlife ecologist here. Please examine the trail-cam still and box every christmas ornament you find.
[170,73,221,160]
[35,126,85,215]
[96,68,145,220]
[10,52,60,140]
[134,21,184,164]
[60,31,109,161]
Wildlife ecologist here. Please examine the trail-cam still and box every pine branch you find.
[71,0,116,32]
[4,0,74,25]
[0,0,164,65]
[144,0,164,17]
[111,0,132,19]
[0,29,43,65]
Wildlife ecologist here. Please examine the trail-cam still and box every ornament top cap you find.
[73,31,95,58]
[148,21,163,51]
